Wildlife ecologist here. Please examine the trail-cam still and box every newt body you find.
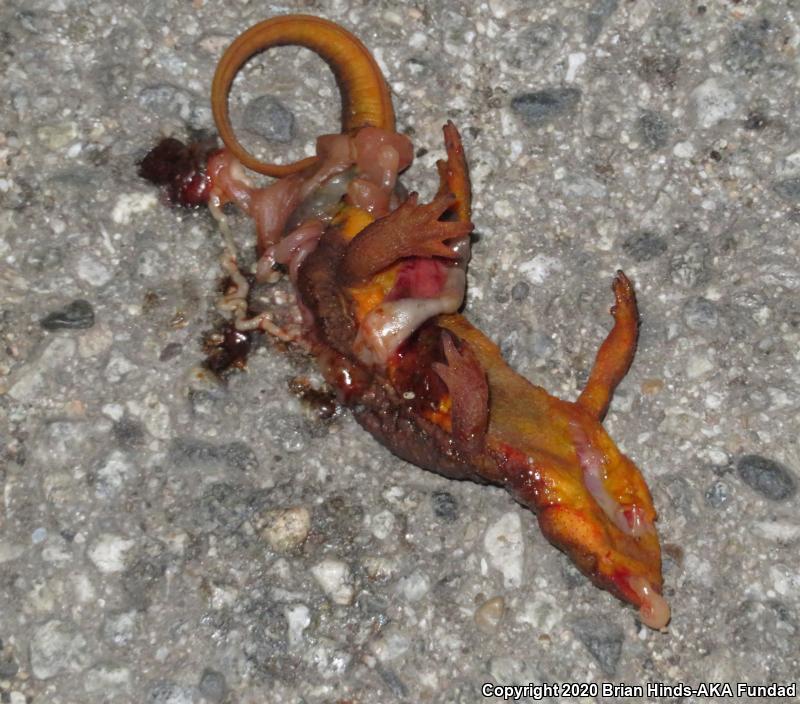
[141,14,669,629]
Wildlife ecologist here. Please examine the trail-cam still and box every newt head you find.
[438,273,670,630]
[532,411,668,630]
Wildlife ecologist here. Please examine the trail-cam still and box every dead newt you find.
[140,14,669,629]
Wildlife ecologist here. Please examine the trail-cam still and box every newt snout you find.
[140,14,669,629]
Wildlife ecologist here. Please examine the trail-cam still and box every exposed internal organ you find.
[258,221,325,284]
[570,420,653,538]
[347,127,413,216]
[206,134,354,255]
[352,262,465,367]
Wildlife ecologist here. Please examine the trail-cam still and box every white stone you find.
[88,534,136,573]
[369,626,411,662]
[692,78,738,128]
[76,253,112,287]
[484,511,524,588]
[754,521,800,542]
[96,451,134,497]
[8,337,75,402]
[311,558,354,605]
[673,141,696,159]
[285,604,311,648]
[111,192,158,225]
[687,354,713,379]
[518,255,561,284]
[30,619,90,679]
[566,52,586,82]
[84,663,132,694]
[260,506,311,552]
[396,570,430,602]
[368,509,395,540]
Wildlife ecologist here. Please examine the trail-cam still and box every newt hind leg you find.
[576,271,639,420]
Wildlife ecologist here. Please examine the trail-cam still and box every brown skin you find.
[169,14,669,627]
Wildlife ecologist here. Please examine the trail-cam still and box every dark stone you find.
[198,668,226,703]
[637,110,671,150]
[112,418,145,449]
[0,654,19,679]
[40,300,95,330]
[725,21,768,75]
[221,442,259,473]
[744,110,768,130]
[730,599,797,657]
[511,88,581,126]
[585,0,618,44]
[571,617,624,675]
[669,243,710,288]
[518,22,562,57]
[169,438,258,473]
[122,543,168,611]
[376,664,408,698]
[560,558,586,589]
[682,297,719,332]
[431,491,458,522]
[622,231,667,262]
[159,342,183,362]
[243,95,295,143]
[197,482,264,537]
[736,454,797,501]
[147,680,195,704]
[704,480,730,508]
[637,54,681,89]
[510,281,530,302]
[661,475,699,518]
[773,177,800,202]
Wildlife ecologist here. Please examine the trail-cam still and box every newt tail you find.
[140,14,670,629]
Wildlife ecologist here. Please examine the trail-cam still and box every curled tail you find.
[211,14,396,177]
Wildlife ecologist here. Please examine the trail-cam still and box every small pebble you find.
[431,491,458,522]
[682,297,719,332]
[773,177,800,203]
[736,455,797,501]
[622,231,667,262]
[510,281,530,302]
[484,512,524,589]
[311,558,354,605]
[259,506,311,552]
[243,95,295,142]
[474,595,506,632]
[198,668,227,703]
[637,110,671,150]
[30,619,90,679]
[88,534,136,573]
[705,480,730,508]
[510,88,581,126]
[40,299,95,330]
